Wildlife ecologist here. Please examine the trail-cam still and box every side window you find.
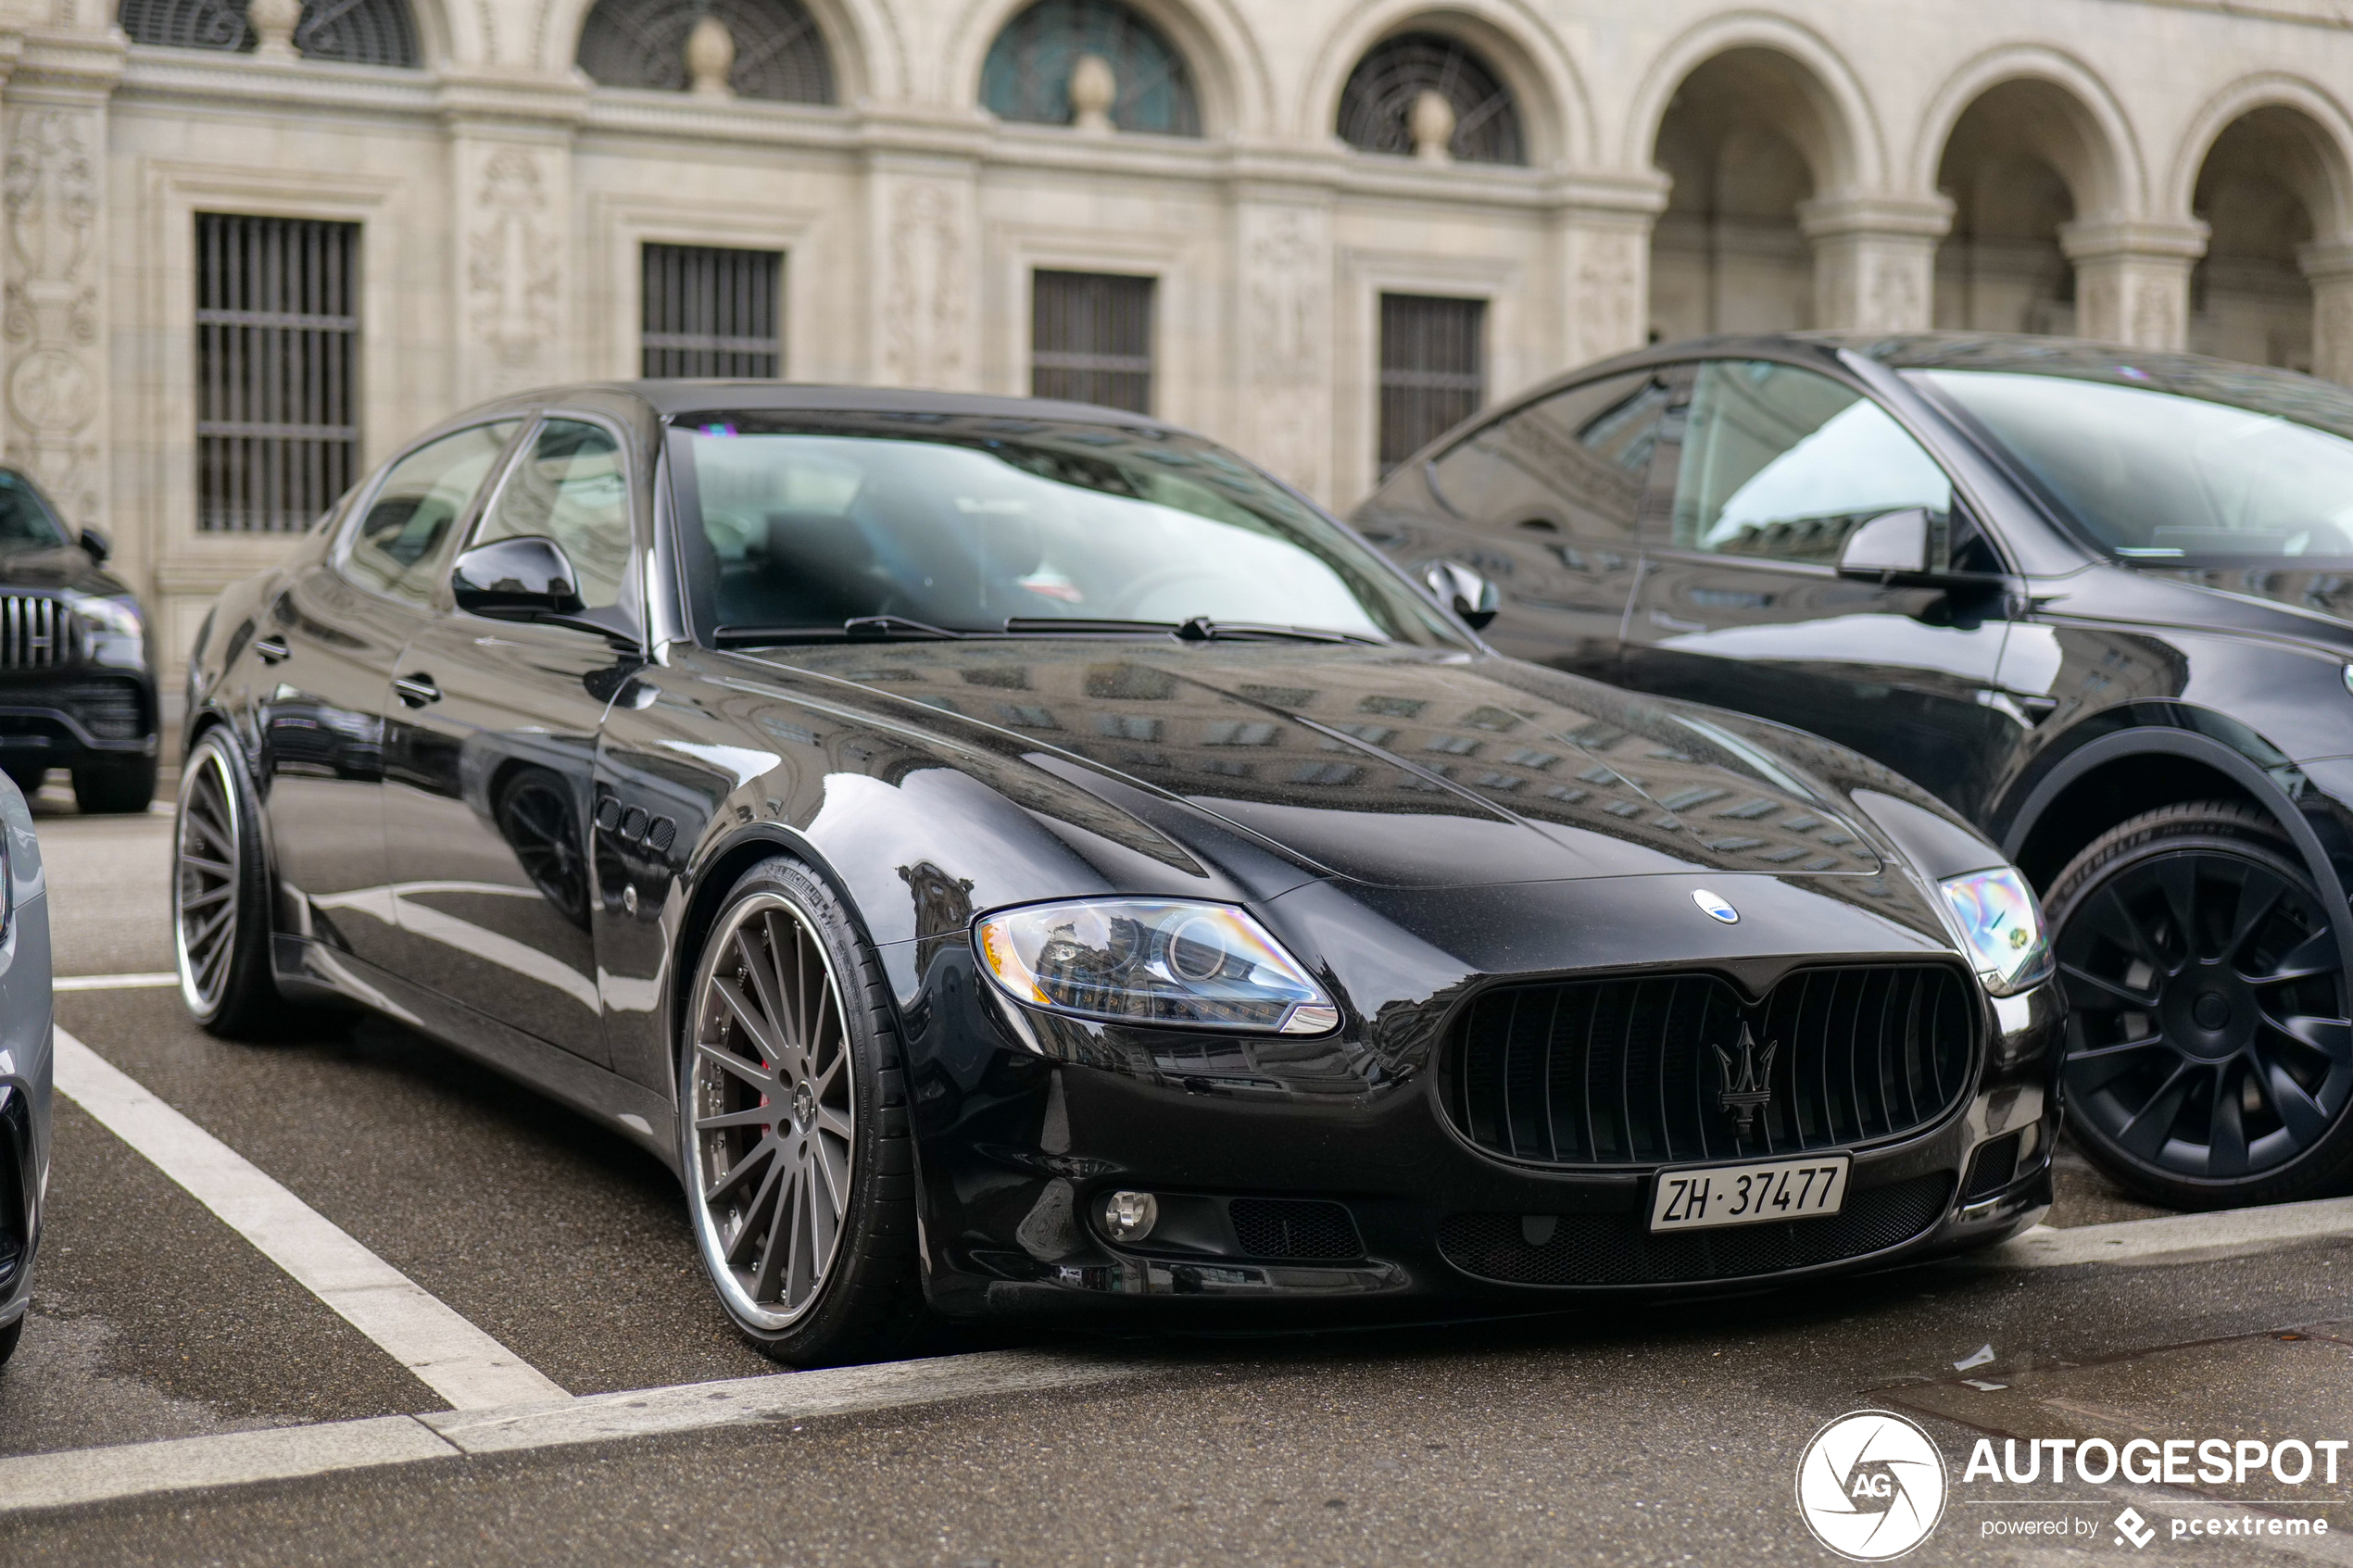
[339,422,520,599]
[471,419,631,610]
[1669,360,1952,565]
[1426,370,1670,544]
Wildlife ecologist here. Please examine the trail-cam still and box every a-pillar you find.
[442,76,585,407]
[2298,239,2353,385]
[2059,220,2208,350]
[1798,196,1952,332]
[1232,184,1333,501]
[1552,173,1667,367]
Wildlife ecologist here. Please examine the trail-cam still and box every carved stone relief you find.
[1,108,104,527]
[1239,205,1327,496]
[880,182,967,388]
[462,144,563,397]
[1570,224,1643,361]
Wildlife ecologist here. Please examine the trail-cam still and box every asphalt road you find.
[6,784,2351,1567]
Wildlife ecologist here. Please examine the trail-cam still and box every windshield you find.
[1917,368,2353,561]
[0,470,70,555]
[672,413,1455,644]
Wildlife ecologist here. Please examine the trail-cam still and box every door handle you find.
[253,634,290,665]
[393,672,441,708]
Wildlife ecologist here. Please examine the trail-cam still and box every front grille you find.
[0,596,71,670]
[1451,966,1975,1168]
[1227,1198,1363,1261]
[1437,1173,1954,1286]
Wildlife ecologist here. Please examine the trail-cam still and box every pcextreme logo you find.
[1795,1410,1950,1561]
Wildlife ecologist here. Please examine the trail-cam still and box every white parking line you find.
[0,1349,1155,1513]
[52,972,178,991]
[51,1027,570,1411]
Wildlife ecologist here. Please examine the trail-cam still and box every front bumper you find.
[0,669,158,772]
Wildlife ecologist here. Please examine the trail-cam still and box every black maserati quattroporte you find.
[179,384,2060,1362]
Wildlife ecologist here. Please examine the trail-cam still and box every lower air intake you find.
[1227,1198,1363,1261]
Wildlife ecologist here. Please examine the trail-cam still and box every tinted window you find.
[1427,371,1667,542]
[1672,361,1952,564]
[340,422,519,599]
[679,413,1457,645]
[0,470,71,554]
[472,419,630,609]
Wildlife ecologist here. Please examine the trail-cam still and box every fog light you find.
[1101,1189,1158,1241]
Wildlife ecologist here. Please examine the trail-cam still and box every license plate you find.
[1648,1154,1851,1233]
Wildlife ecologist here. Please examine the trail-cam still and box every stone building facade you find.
[0,0,2349,673]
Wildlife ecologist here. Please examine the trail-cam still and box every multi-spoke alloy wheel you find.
[686,887,859,1332]
[2050,801,2353,1207]
[173,731,284,1036]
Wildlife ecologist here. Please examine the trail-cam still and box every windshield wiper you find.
[1000,616,1386,646]
[714,616,974,647]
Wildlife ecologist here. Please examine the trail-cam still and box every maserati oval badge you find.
[1692,888,1739,923]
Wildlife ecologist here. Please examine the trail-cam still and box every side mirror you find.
[78,526,110,564]
[1423,560,1500,631]
[1836,508,1933,581]
[451,535,585,620]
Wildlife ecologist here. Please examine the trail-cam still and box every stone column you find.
[2059,220,2208,350]
[1798,195,1952,332]
[2299,240,2353,385]
[1552,175,1667,368]
[442,80,585,407]
[1232,186,1332,500]
[0,31,120,539]
[866,153,982,392]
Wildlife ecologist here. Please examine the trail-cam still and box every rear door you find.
[1617,358,2017,817]
[259,420,520,968]
[1355,370,1670,679]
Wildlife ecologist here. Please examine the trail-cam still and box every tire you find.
[173,729,283,1038]
[73,756,158,814]
[677,856,924,1365]
[2046,800,2353,1209]
[0,1314,19,1369]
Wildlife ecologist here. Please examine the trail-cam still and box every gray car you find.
[0,769,50,1366]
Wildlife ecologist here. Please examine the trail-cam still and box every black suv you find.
[1353,332,2353,1210]
[0,468,157,813]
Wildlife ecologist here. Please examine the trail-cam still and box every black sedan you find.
[179,384,2059,1363]
[0,470,158,812]
[1353,332,2353,1212]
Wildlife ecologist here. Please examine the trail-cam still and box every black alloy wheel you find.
[677,856,923,1365]
[2047,801,2353,1208]
[173,730,282,1037]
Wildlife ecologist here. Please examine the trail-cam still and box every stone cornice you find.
[2058,218,2212,262]
[435,68,589,132]
[119,44,435,116]
[9,26,126,99]
[1796,194,1957,242]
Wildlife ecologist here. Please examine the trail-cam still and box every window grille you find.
[642,245,783,379]
[981,0,1199,137]
[1032,270,1153,414]
[1378,294,1486,475]
[196,214,361,534]
[578,0,835,102]
[1339,33,1525,166]
[119,0,419,64]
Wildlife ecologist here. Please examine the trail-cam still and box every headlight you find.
[975,898,1339,1035]
[1939,867,2052,996]
[72,594,145,669]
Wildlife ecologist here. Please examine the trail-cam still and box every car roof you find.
[526,381,1177,430]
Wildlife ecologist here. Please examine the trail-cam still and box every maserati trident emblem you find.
[1692,888,1738,922]
[1715,1022,1777,1136]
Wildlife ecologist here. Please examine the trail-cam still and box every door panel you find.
[1618,359,2018,817]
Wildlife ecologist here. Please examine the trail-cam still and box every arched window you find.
[577,0,836,103]
[1338,32,1524,165]
[120,0,419,62]
[981,0,1199,137]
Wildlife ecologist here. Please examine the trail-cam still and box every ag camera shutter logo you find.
[1795,1410,1949,1560]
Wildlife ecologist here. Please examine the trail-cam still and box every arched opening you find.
[980,0,1200,137]
[1336,31,1524,166]
[120,0,421,65]
[1647,49,1840,342]
[1931,80,2108,334]
[576,0,835,101]
[2188,107,2335,370]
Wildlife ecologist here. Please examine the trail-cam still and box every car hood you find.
[0,543,120,595]
[737,640,1894,890]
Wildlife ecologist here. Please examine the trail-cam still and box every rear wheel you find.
[677,857,924,1365]
[174,731,282,1037]
[2046,801,2353,1209]
[72,757,157,814]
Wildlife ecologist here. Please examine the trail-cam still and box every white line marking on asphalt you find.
[1971,1194,2353,1269]
[0,1350,1154,1514]
[52,972,179,991]
[50,1027,571,1411]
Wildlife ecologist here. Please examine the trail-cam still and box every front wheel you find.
[2046,800,2353,1209]
[677,857,923,1365]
